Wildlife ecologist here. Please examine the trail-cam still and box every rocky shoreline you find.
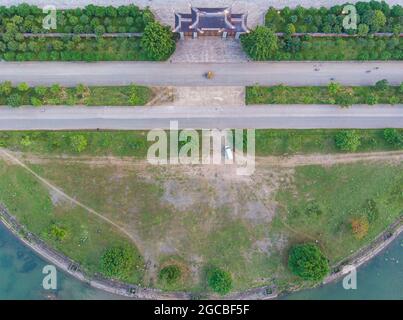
[0,203,401,300]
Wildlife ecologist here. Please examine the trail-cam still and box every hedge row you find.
[265,1,402,34]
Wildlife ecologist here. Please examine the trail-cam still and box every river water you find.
[0,222,402,300]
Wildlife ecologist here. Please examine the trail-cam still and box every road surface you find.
[0,105,401,130]
[1,61,402,87]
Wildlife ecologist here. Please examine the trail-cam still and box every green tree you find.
[241,26,279,60]
[158,265,181,286]
[285,23,296,35]
[288,243,329,282]
[370,10,387,32]
[70,134,88,153]
[0,81,13,96]
[17,82,30,92]
[141,22,175,61]
[100,246,136,281]
[206,267,232,295]
[335,130,361,151]
[7,93,22,107]
[357,23,369,36]
[375,79,389,90]
[383,128,402,147]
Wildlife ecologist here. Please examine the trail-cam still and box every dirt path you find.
[0,148,157,282]
[8,150,403,168]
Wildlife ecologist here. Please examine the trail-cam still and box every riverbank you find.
[1,202,402,299]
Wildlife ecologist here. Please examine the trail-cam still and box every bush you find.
[206,267,232,295]
[0,81,13,96]
[375,79,389,90]
[335,130,361,151]
[288,243,329,281]
[17,82,30,92]
[141,22,176,61]
[70,134,88,153]
[47,224,68,242]
[383,128,402,147]
[100,246,136,280]
[7,93,22,107]
[241,26,279,60]
[158,265,181,285]
[351,217,369,239]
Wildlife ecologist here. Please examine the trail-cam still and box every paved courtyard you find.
[173,87,245,107]
[171,37,248,63]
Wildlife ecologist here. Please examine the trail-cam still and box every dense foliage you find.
[288,243,330,281]
[158,265,182,285]
[240,26,278,60]
[335,130,362,151]
[141,22,176,60]
[246,83,403,106]
[206,267,232,295]
[241,28,402,60]
[0,4,175,61]
[243,1,403,61]
[0,82,151,107]
[0,4,153,34]
[265,2,402,34]
[100,246,137,281]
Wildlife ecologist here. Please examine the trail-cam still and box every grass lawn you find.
[275,163,403,264]
[246,86,403,105]
[0,129,402,158]
[0,84,152,107]
[0,160,145,284]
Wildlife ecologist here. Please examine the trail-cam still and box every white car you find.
[224,145,234,161]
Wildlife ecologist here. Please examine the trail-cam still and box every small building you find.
[174,6,249,39]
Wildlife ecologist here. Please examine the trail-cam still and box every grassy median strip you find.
[0,82,152,107]
[246,83,403,106]
[0,129,402,157]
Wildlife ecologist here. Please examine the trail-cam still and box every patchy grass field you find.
[0,160,145,284]
[0,148,401,294]
[275,163,403,264]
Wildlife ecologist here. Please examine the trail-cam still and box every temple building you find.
[174,6,249,39]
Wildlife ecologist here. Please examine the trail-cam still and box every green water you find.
[0,222,402,299]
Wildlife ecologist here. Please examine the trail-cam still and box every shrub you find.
[31,97,42,106]
[375,79,389,90]
[158,265,181,285]
[357,23,369,36]
[241,26,279,60]
[335,130,361,151]
[141,22,176,61]
[47,224,68,242]
[70,134,88,153]
[0,81,13,96]
[100,246,136,281]
[288,243,329,281]
[17,82,30,92]
[7,93,22,107]
[351,217,369,239]
[206,267,232,295]
[383,128,402,147]
[366,93,378,105]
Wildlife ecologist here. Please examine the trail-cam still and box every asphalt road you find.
[1,61,402,86]
[0,105,401,130]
